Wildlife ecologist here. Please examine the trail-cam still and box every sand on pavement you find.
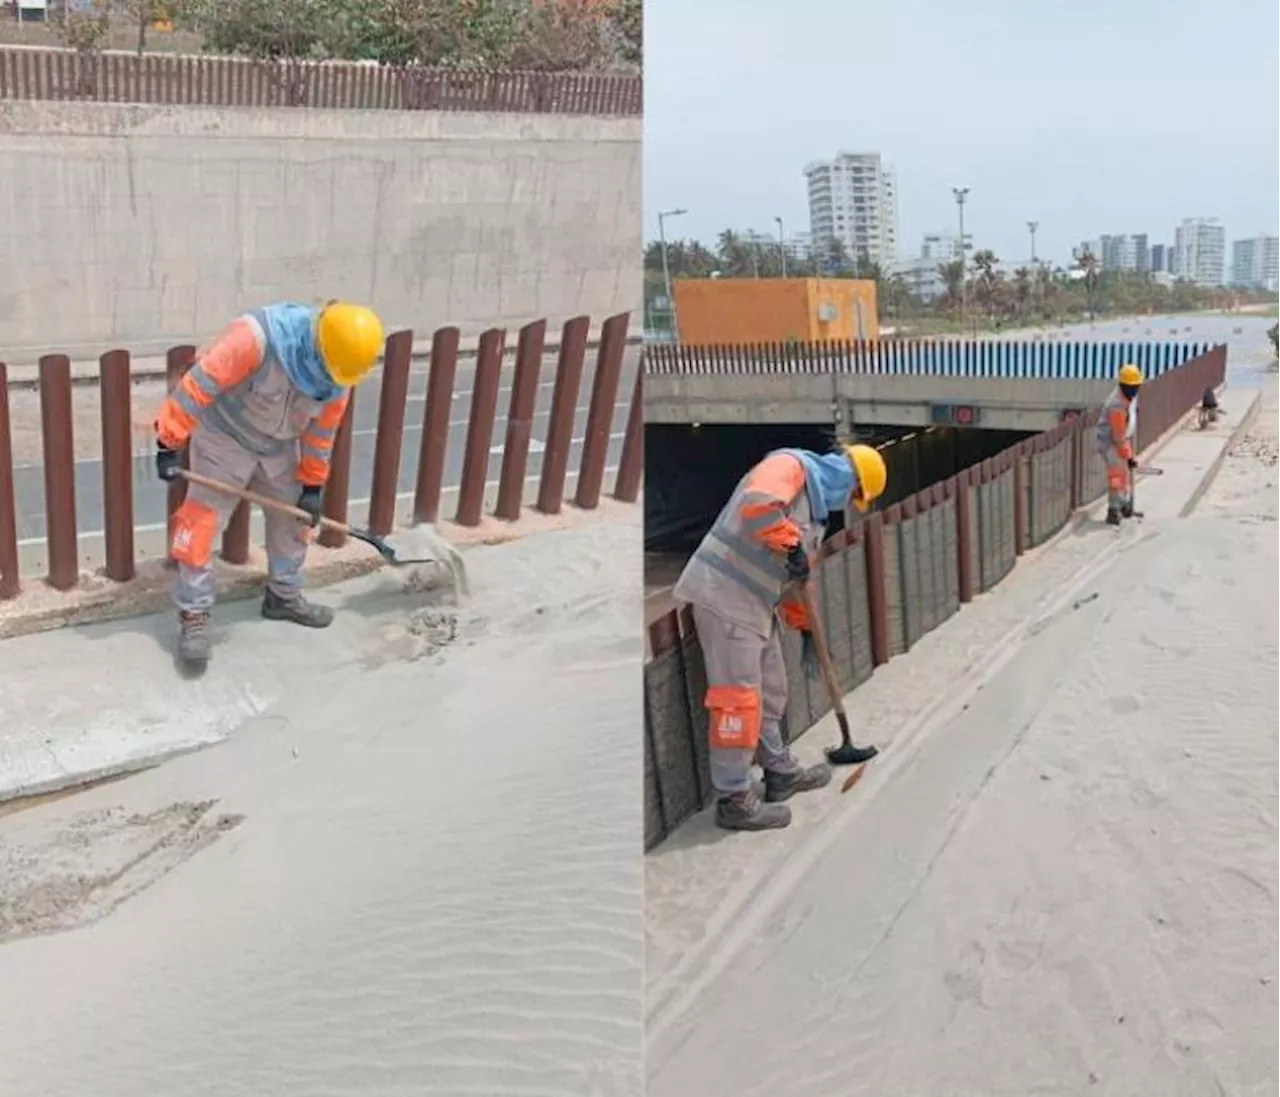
[0,511,644,1097]
[647,381,1278,1096]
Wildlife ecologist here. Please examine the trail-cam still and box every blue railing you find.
[645,340,1209,381]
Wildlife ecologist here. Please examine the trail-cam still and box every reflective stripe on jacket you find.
[1096,386,1134,460]
[155,305,350,485]
[673,451,825,637]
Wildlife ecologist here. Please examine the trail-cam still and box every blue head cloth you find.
[778,448,855,523]
[258,301,344,403]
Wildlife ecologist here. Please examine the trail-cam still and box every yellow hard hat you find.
[317,301,384,386]
[1117,363,1143,386]
[843,443,888,513]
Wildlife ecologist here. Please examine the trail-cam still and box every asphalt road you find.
[12,345,641,540]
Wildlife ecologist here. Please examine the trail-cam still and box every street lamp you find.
[657,207,687,338]
[775,216,787,278]
[1027,220,1039,265]
[952,187,970,330]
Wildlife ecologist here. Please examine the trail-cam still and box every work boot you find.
[1120,502,1142,519]
[1105,506,1122,526]
[177,610,211,667]
[764,762,834,803]
[261,589,334,629]
[715,789,791,832]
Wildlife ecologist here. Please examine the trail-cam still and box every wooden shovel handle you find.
[795,581,848,722]
[179,468,352,535]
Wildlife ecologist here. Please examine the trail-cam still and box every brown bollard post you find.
[39,355,79,591]
[574,312,630,510]
[318,390,357,549]
[0,363,20,600]
[494,319,547,521]
[955,468,974,604]
[613,366,643,503]
[863,509,890,667]
[99,349,136,582]
[367,329,415,537]
[455,329,506,527]
[1013,440,1029,556]
[412,326,460,525]
[536,316,589,515]
[164,345,196,565]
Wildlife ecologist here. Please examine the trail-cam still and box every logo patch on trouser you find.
[170,499,220,568]
[705,684,763,750]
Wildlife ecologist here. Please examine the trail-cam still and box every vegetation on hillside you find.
[643,233,1278,335]
[33,0,640,70]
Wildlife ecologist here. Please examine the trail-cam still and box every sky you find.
[644,0,1280,267]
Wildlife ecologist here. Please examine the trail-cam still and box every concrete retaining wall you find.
[0,101,641,361]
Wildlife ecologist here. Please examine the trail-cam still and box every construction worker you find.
[1197,385,1221,429]
[673,443,888,832]
[1098,363,1143,526]
[154,300,385,668]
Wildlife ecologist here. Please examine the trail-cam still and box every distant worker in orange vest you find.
[1098,363,1143,526]
[672,443,888,831]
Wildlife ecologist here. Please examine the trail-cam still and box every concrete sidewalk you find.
[644,383,1265,1037]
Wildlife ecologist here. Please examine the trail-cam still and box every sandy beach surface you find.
[647,376,1277,1096]
[0,512,644,1096]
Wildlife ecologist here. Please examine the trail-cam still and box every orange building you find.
[672,277,879,346]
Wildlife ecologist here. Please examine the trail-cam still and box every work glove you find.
[800,631,820,679]
[155,440,181,482]
[1127,457,1138,470]
[785,543,810,581]
[296,485,324,527]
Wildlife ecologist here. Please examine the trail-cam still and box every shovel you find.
[795,582,879,767]
[178,469,468,596]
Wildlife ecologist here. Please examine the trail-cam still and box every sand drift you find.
[0,513,644,1096]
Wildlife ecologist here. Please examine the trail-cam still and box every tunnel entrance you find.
[644,421,1034,621]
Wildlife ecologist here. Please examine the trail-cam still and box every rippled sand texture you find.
[0,512,643,1097]
[649,390,1278,1097]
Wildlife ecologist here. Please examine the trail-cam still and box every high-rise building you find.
[1079,233,1150,273]
[1231,239,1258,287]
[1230,235,1279,291]
[1150,243,1172,274]
[1174,218,1226,286]
[889,232,967,303]
[804,151,900,268]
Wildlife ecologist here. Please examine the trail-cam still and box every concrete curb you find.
[0,555,384,642]
[0,496,641,641]
[3,335,644,390]
[1178,388,1264,518]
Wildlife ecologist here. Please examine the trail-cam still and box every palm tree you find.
[939,260,965,314]
[1074,248,1100,321]
[970,249,1000,324]
[1013,267,1032,322]
[716,230,754,277]
[882,273,914,321]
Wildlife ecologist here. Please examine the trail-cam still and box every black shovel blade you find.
[348,527,439,566]
[347,527,400,563]
[827,743,879,766]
